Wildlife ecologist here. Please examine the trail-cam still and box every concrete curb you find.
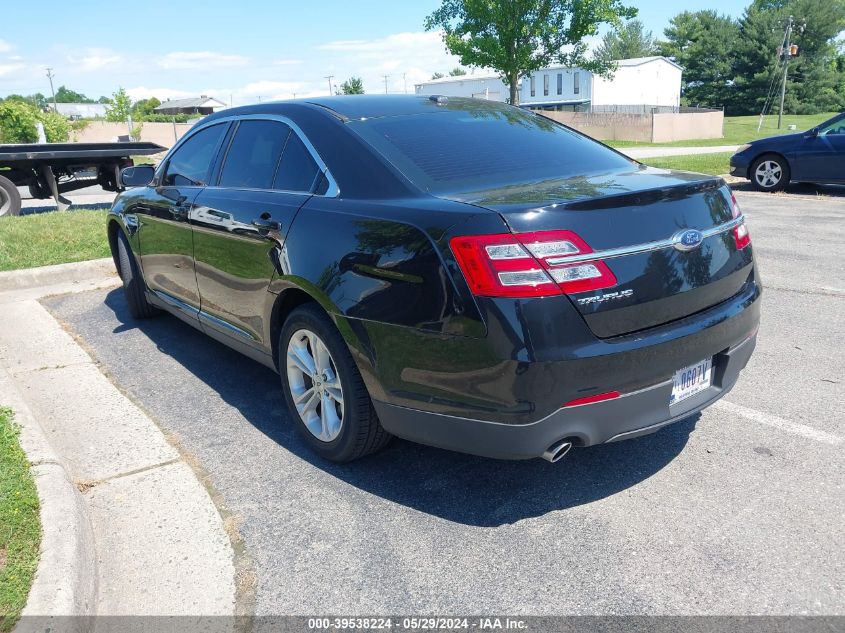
[0,258,116,293]
[0,366,97,622]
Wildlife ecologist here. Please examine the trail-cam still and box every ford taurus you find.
[108,96,761,463]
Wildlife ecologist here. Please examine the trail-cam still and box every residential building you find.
[154,96,227,116]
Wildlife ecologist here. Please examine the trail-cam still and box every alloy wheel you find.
[285,328,345,442]
[754,160,783,189]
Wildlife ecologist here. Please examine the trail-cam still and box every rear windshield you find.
[348,102,633,195]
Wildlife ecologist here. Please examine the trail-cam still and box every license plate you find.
[670,358,713,405]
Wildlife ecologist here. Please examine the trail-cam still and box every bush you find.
[37,110,70,142]
[0,100,71,143]
[0,100,39,143]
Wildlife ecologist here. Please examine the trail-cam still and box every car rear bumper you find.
[373,332,756,460]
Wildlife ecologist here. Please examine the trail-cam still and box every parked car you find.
[108,96,760,463]
[730,112,845,192]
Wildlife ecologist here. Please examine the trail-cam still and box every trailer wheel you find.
[0,174,22,217]
[28,180,50,200]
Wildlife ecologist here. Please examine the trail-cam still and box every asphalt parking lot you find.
[42,187,844,615]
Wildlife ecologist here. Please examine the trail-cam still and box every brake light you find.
[731,192,751,249]
[450,230,617,298]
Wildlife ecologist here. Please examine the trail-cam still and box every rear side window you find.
[349,103,632,195]
[164,123,227,186]
[218,120,290,189]
[274,133,320,192]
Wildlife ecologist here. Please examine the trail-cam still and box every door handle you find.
[171,204,189,220]
[252,217,281,231]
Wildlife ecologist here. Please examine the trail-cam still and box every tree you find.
[104,87,132,122]
[658,10,739,108]
[425,0,637,105]
[132,97,162,120]
[54,85,94,103]
[731,0,845,115]
[594,19,657,62]
[431,72,446,79]
[449,67,468,75]
[340,77,365,95]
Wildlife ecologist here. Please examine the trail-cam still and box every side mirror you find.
[805,128,819,139]
[120,164,155,188]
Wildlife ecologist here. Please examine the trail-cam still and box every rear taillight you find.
[450,230,617,298]
[731,193,751,249]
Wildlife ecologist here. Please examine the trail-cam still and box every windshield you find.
[348,101,634,195]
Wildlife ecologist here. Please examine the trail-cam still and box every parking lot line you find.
[714,400,843,445]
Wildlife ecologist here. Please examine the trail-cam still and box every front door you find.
[136,122,230,312]
[794,114,845,183]
[192,119,324,347]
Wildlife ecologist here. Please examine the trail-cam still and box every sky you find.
[0,0,744,105]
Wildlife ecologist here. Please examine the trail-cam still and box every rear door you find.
[136,122,229,312]
[192,117,327,346]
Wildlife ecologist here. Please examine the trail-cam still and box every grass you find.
[606,112,838,148]
[643,152,735,176]
[0,408,41,633]
[0,210,110,272]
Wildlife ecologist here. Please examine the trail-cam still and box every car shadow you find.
[102,288,698,528]
[731,181,845,197]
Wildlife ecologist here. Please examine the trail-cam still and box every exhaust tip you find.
[542,440,572,463]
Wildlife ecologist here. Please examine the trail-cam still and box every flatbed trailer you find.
[0,141,166,217]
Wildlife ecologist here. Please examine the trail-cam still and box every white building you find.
[414,57,682,112]
[414,73,507,101]
[520,57,682,112]
[54,103,108,119]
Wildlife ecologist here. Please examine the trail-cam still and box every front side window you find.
[574,72,580,95]
[557,73,563,95]
[819,115,845,136]
[219,120,290,189]
[530,76,535,97]
[274,133,320,192]
[543,75,549,97]
[164,123,227,186]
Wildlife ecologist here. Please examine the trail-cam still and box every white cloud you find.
[67,48,123,71]
[0,63,25,77]
[314,30,462,94]
[273,59,302,66]
[158,51,249,70]
[126,86,193,102]
[0,39,13,53]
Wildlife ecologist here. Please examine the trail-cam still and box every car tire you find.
[0,174,22,217]
[280,304,391,462]
[750,154,790,192]
[116,229,159,319]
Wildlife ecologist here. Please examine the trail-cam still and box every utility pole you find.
[778,15,794,130]
[383,75,390,94]
[403,73,407,94]
[46,67,57,111]
[324,75,334,96]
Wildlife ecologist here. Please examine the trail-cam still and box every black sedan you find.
[108,96,760,463]
[730,111,845,191]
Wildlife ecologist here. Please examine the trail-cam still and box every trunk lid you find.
[448,167,754,338]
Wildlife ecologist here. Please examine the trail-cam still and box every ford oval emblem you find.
[673,229,704,252]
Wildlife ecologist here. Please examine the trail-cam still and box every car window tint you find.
[820,117,845,136]
[164,124,227,186]
[219,121,291,189]
[274,133,319,192]
[349,104,633,195]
